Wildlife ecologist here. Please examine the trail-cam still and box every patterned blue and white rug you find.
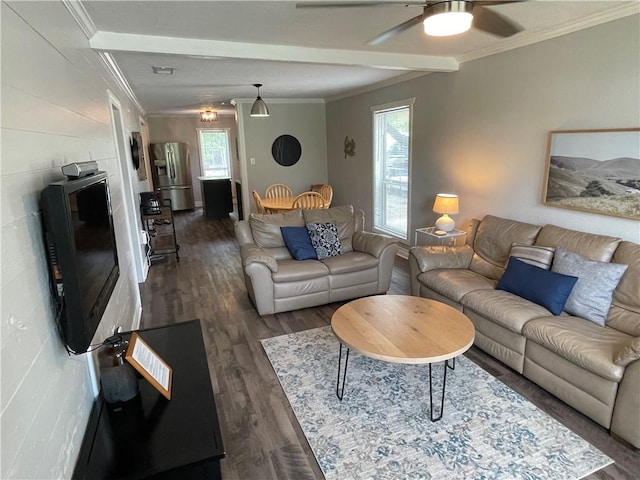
[261,326,612,480]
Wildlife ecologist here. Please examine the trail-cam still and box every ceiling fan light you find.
[423,11,473,36]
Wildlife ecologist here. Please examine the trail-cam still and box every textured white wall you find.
[238,101,328,213]
[326,16,640,242]
[147,114,239,205]
[1,2,142,477]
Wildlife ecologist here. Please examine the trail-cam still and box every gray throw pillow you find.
[551,248,628,326]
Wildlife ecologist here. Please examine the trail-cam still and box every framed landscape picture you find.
[543,128,640,219]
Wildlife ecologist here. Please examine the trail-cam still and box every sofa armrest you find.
[614,337,640,367]
[409,244,474,273]
[240,244,278,272]
[611,359,640,448]
[352,231,397,258]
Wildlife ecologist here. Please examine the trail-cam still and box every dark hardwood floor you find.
[139,209,639,480]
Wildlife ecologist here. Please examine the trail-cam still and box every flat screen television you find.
[41,172,120,353]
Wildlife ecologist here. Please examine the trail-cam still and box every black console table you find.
[198,178,233,219]
[73,320,225,479]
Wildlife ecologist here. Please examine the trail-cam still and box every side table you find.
[415,227,466,246]
[73,320,224,479]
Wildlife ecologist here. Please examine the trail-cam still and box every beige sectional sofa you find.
[235,205,398,316]
[409,215,640,448]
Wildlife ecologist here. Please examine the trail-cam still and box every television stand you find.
[73,320,224,479]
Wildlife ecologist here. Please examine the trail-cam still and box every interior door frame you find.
[108,91,147,284]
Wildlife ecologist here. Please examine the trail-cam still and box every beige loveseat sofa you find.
[409,215,639,448]
[235,205,398,316]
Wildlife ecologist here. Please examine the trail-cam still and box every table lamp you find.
[433,193,459,232]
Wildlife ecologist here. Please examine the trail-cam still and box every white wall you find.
[1,2,143,477]
[237,101,328,214]
[326,16,640,242]
[147,114,239,206]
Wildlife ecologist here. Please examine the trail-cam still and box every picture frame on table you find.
[542,128,640,219]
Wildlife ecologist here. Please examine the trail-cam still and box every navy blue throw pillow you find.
[280,226,317,261]
[496,257,578,315]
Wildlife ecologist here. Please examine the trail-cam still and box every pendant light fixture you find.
[250,84,269,118]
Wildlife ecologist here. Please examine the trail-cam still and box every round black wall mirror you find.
[272,135,302,167]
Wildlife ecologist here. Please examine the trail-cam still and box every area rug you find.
[261,326,613,480]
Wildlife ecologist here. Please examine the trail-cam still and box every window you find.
[372,99,413,240]
[197,129,231,178]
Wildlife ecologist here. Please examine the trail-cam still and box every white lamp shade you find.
[433,194,459,214]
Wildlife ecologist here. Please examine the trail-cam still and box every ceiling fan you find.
[296,1,523,45]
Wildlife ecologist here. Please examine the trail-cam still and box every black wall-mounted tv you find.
[41,172,120,353]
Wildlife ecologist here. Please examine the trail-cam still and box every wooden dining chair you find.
[312,184,333,208]
[292,191,325,210]
[265,183,292,199]
[252,190,267,214]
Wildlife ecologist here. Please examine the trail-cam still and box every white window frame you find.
[371,98,414,241]
[197,128,232,179]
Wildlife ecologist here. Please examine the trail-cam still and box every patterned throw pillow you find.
[509,243,555,270]
[306,222,342,260]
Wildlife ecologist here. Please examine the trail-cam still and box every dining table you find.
[261,196,298,212]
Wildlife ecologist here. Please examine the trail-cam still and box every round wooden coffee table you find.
[331,295,475,421]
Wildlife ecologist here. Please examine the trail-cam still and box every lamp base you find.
[435,214,455,232]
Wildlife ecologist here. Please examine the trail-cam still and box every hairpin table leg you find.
[428,359,453,422]
[336,343,350,401]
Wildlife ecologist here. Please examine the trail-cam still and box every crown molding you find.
[231,98,326,105]
[457,3,640,64]
[325,71,429,103]
[98,52,146,115]
[63,1,144,114]
[61,0,96,39]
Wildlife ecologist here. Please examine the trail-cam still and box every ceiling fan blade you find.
[296,2,426,8]
[473,0,524,6]
[367,13,424,45]
[473,5,522,37]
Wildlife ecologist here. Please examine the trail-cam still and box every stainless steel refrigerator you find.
[149,142,195,211]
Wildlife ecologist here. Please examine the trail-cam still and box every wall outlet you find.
[250,157,256,165]
[140,230,148,245]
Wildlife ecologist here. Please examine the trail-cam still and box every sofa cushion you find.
[320,251,379,275]
[249,209,304,248]
[463,289,554,334]
[307,222,342,259]
[522,316,629,381]
[303,205,356,253]
[534,224,621,262]
[418,269,495,303]
[509,243,555,269]
[497,257,578,315]
[607,241,640,336]
[552,248,628,326]
[469,215,541,280]
[280,226,317,261]
[271,259,329,283]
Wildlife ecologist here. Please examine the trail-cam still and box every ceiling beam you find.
[89,31,459,72]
